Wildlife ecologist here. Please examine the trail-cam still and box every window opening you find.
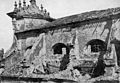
[86,39,107,52]
[52,43,69,55]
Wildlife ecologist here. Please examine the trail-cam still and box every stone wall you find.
[39,17,120,78]
[1,13,120,83]
[16,30,41,51]
[45,20,111,60]
[15,18,49,31]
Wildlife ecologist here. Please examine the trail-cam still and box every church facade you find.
[0,0,120,83]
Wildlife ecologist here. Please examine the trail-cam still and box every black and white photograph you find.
[0,0,120,82]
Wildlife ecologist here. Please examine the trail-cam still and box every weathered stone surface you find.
[1,1,120,82]
[25,37,36,48]
[15,18,50,31]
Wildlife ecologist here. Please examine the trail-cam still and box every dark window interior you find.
[85,39,107,77]
[26,46,32,51]
[52,43,69,55]
[86,39,107,52]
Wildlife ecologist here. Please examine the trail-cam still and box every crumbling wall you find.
[45,28,74,58]
[2,31,40,73]
[16,30,40,51]
[37,17,120,79]
[44,20,111,61]
[111,19,120,66]
[2,16,120,83]
[77,21,109,55]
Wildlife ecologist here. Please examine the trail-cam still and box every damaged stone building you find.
[0,0,120,82]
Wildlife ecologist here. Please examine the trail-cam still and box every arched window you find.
[84,39,107,77]
[86,39,107,52]
[52,43,70,71]
[52,43,69,55]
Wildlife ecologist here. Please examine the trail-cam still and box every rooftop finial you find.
[19,0,22,8]
[23,0,26,7]
[30,0,36,5]
[41,4,43,11]
[48,12,50,16]
[44,9,47,14]
[14,1,17,11]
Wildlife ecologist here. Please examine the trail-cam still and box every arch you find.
[86,39,107,52]
[51,43,70,71]
[52,43,69,55]
[85,39,107,77]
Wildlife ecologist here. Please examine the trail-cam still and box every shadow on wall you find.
[110,38,120,66]
[83,39,107,78]
[52,43,70,71]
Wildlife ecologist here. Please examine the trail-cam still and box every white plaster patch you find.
[101,29,109,39]
[113,19,120,40]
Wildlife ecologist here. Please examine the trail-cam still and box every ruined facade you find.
[0,0,120,83]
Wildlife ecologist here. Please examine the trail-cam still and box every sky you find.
[0,0,120,52]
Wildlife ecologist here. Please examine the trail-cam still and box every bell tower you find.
[7,0,55,51]
[7,0,55,32]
